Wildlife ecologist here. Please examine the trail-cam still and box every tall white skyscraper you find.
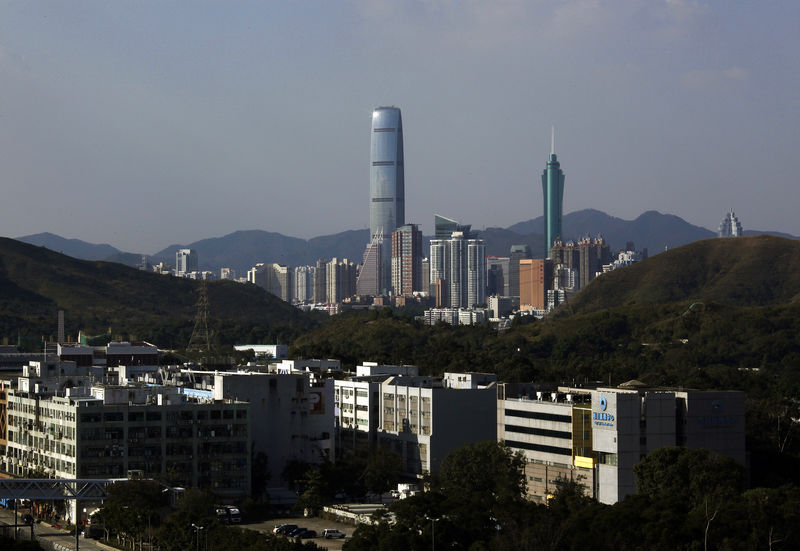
[429,232,486,309]
[718,209,743,237]
[294,266,315,303]
[467,239,487,307]
[176,248,198,276]
[367,106,404,293]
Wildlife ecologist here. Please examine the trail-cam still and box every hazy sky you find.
[1,1,798,253]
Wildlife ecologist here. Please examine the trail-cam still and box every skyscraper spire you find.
[542,130,565,258]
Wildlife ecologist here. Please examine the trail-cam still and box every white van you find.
[323,529,346,539]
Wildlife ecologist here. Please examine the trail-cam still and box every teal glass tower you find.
[541,128,565,258]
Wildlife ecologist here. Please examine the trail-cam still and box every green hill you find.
[0,237,314,348]
[565,235,800,315]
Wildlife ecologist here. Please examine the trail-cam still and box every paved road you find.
[2,508,355,550]
[245,516,354,550]
[0,508,111,551]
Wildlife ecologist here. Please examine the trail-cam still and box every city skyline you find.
[1,2,798,251]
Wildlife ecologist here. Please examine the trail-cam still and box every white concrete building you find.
[212,372,335,487]
[176,248,198,276]
[497,383,746,505]
[378,373,497,476]
[5,361,251,522]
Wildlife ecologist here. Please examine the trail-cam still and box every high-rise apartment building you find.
[176,248,198,276]
[429,240,448,306]
[247,263,293,302]
[466,239,487,307]
[549,239,579,272]
[421,258,430,296]
[430,231,486,309]
[326,258,356,304]
[519,259,553,311]
[542,129,565,257]
[718,208,743,237]
[448,236,467,309]
[391,224,423,295]
[271,264,293,302]
[369,106,405,292]
[294,266,315,303]
[509,244,532,297]
[578,235,611,290]
[313,259,327,303]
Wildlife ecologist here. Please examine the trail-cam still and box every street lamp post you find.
[425,516,440,551]
[191,523,204,551]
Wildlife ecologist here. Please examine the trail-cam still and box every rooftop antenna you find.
[551,125,555,155]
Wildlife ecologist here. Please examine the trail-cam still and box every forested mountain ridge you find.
[566,234,800,314]
[0,237,313,347]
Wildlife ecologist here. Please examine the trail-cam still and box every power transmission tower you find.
[187,280,212,354]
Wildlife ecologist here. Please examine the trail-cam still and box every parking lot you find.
[246,515,354,550]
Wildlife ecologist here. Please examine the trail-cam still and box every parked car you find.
[323,529,346,539]
[286,527,307,537]
[273,524,297,535]
[21,514,34,525]
[295,529,317,539]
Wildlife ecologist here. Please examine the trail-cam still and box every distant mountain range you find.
[15,210,798,274]
[16,232,123,261]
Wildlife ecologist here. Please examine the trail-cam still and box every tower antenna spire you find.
[551,125,555,155]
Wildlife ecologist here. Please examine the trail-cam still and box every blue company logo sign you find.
[593,395,614,426]
[698,400,737,428]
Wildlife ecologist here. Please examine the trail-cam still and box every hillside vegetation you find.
[566,235,800,314]
[0,237,313,348]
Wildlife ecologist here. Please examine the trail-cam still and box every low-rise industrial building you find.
[4,360,251,522]
[378,372,497,476]
[497,382,745,504]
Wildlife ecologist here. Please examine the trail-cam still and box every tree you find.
[743,485,800,550]
[634,447,745,508]
[96,480,168,548]
[155,488,217,551]
[634,447,746,549]
[282,459,310,491]
[363,447,402,496]
[437,441,526,509]
[295,469,326,516]
[434,441,526,547]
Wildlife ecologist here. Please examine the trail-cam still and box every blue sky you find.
[1,1,798,253]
